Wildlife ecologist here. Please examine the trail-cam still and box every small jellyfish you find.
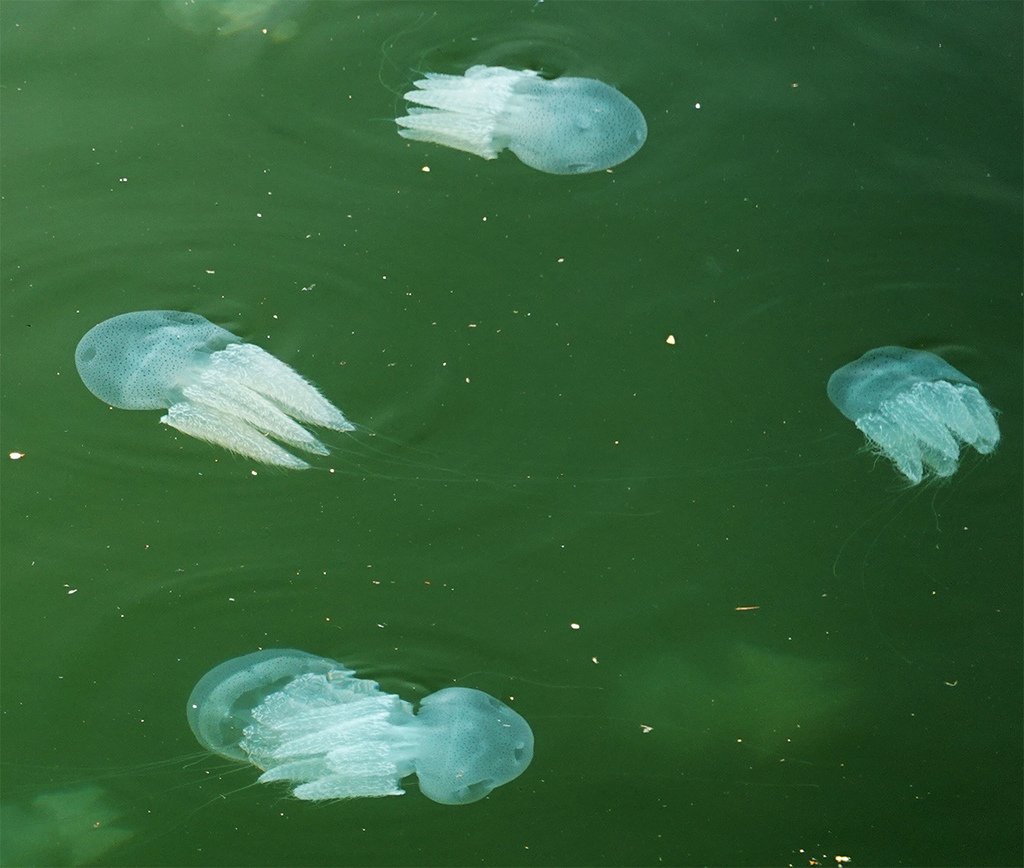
[395,65,647,174]
[827,346,1000,484]
[187,649,534,805]
[75,311,353,469]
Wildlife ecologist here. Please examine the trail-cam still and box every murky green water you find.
[1,2,1021,866]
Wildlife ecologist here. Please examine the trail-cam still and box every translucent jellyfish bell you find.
[396,65,647,174]
[827,346,1000,484]
[413,686,535,805]
[186,649,343,763]
[187,649,534,804]
[75,310,353,469]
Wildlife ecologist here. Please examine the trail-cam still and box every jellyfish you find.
[186,649,534,805]
[75,310,353,469]
[395,65,647,174]
[827,346,1000,484]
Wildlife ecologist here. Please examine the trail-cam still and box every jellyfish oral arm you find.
[162,402,313,470]
[396,66,534,159]
[240,673,419,800]
[209,343,354,432]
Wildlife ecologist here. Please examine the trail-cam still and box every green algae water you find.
[1,2,1021,866]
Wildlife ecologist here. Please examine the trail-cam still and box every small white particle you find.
[665,334,676,345]
[9,452,25,460]
[570,622,580,630]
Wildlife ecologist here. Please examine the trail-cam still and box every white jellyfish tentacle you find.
[856,411,925,484]
[396,65,532,159]
[957,385,1001,452]
[209,343,354,432]
[243,673,417,799]
[162,402,311,470]
[181,378,329,458]
[886,383,961,462]
[924,381,983,446]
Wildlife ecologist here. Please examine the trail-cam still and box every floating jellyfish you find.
[396,65,647,174]
[187,649,534,805]
[75,311,353,469]
[827,346,1000,484]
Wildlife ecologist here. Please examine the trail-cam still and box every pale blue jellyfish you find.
[827,346,1000,484]
[75,311,353,469]
[395,65,647,174]
[187,649,534,805]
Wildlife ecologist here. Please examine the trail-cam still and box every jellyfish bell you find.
[396,65,647,174]
[186,648,345,761]
[413,687,534,805]
[186,649,534,805]
[498,73,648,175]
[827,346,1000,484]
[75,310,354,470]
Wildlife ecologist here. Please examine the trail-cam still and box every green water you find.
[1,2,1021,866]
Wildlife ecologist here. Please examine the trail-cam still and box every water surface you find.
[1,2,1021,866]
